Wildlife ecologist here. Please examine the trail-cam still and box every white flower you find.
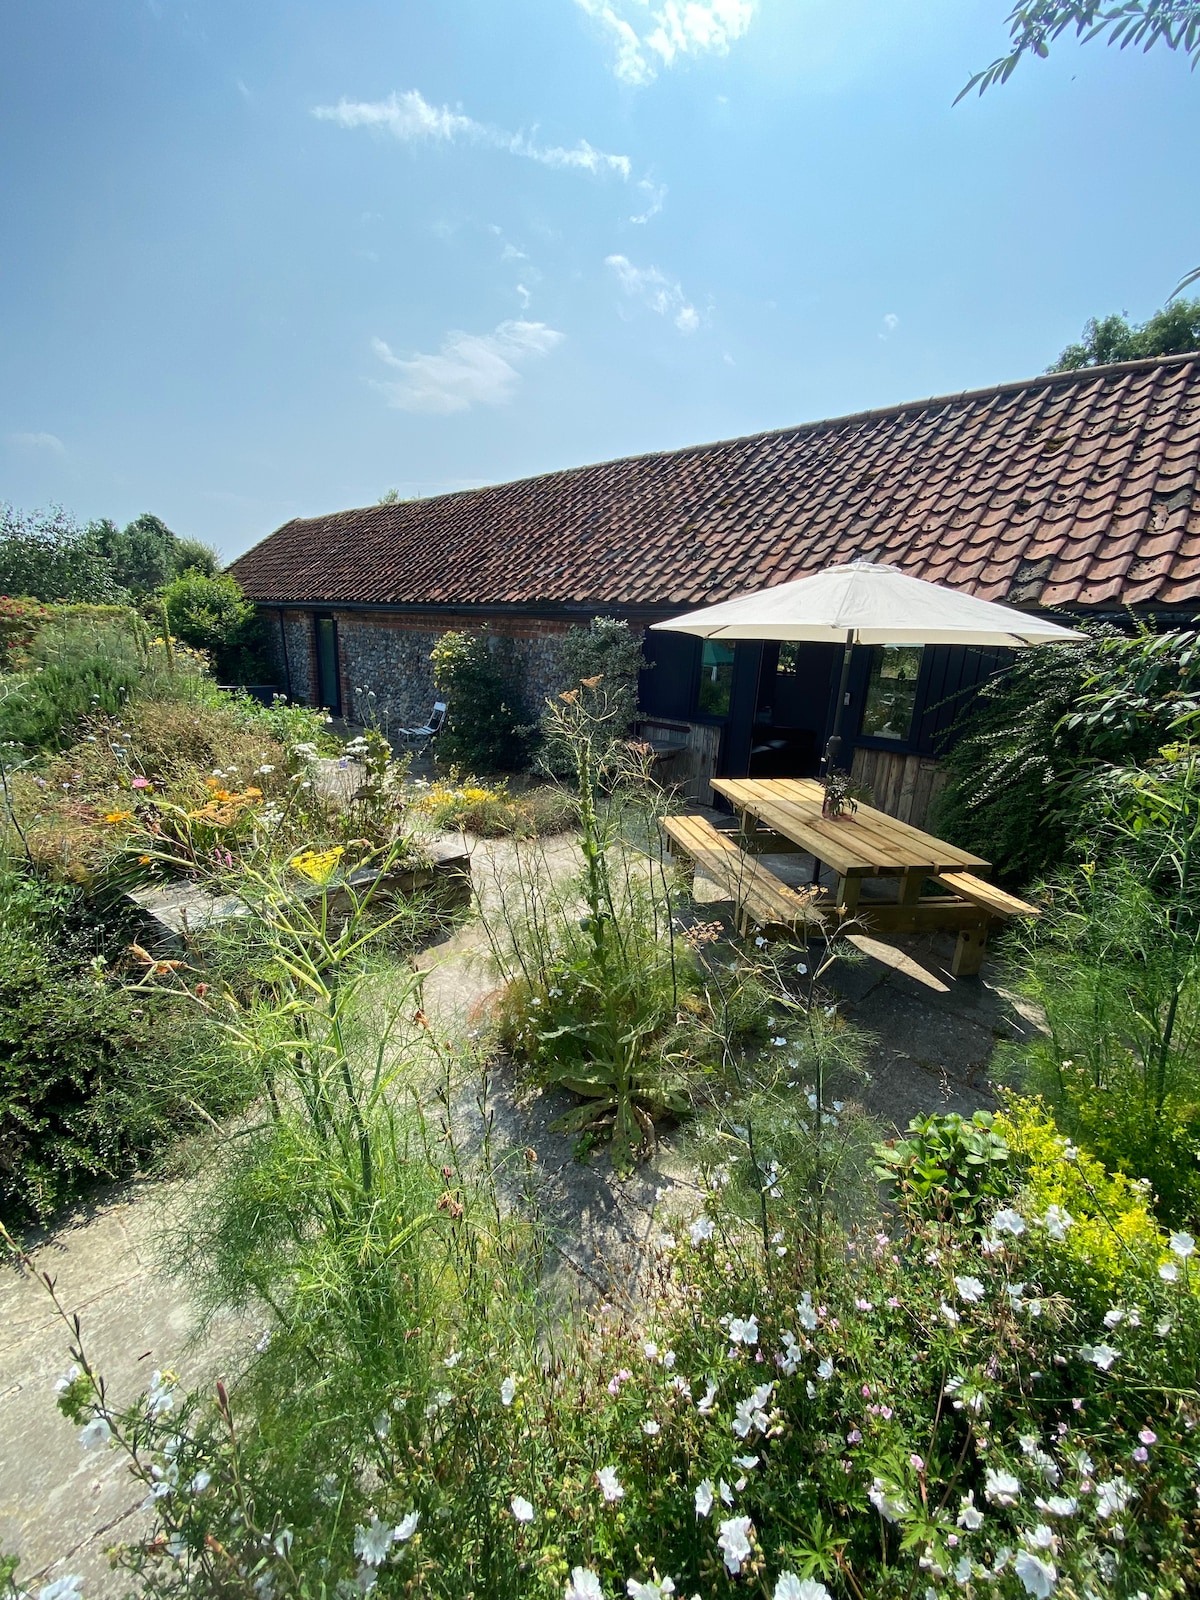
[566,1568,605,1600]
[626,1578,675,1600]
[797,1293,818,1331]
[500,1375,517,1406]
[1041,1205,1073,1241]
[729,1315,759,1346]
[940,1301,961,1326]
[642,1418,660,1436]
[38,1578,83,1600]
[868,1477,908,1522]
[511,1495,535,1524]
[816,1357,833,1380]
[1170,1231,1195,1259]
[1039,1496,1078,1518]
[992,1208,1027,1236]
[689,1215,715,1245]
[597,1466,625,1502]
[189,1470,212,1494]
[1103,1306,1124,1328]
[1159,1261,1179,1283]
[1095,1477,1132,1519]
[54,1365,81,1394]
[774,1577,830,1600]
[985,1468,1021,1506]
[396,1511,419,1542]
[735,1454,759,1470]
[443,1350,464,1368]
[955,1276,985,1304]
[732,1382,774,1439]
[354,1517,396,1567]
[717,1515,754,1574]
[958,1493,984,1530]
[1013,1550,1056,1598]
[78,1418,112,1451]
[695,1479,715,1518]
[274,1529,294,1558]
[697,1381,718,1414]
[1080,1343,1119,1371]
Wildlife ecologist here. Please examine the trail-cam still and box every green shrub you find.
[998,749,1200,1226]
[0,656,141,752]
[407,776,578,837]
[934,622,1200,886]
[0,864,251,1224]
[161,570,269,684]
[430,630,536,774]
[874,1109,1010,1224]
[540,615,648,771]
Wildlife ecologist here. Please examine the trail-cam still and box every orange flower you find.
[580,673,604,689]
[104,810,133,825]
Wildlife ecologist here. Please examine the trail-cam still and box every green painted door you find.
[315,615,341,714]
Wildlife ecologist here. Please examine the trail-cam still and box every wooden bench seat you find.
[933,871,1040,920]
[661,814,825,938]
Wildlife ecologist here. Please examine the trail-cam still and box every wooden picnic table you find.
[708,777,1032,975]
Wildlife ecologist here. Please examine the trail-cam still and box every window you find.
[860,645,922,742]
[777,641,801,675]
[697,640,736,717]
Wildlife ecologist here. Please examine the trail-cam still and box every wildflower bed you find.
[8,1097,1199,1600]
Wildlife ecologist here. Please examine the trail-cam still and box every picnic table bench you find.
[664,777,1038,977]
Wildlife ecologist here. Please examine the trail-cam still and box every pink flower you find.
[861,1385,872,1398]
[910,1454,925,1472]
[1139,1428,1157,1446]
[847,1429,862,1444]
[131,777,151,789]
[1133,1447,1148,1462]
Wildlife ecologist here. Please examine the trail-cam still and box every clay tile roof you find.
[231,354,1200,614]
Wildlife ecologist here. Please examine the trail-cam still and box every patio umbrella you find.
[652,560,1085,771]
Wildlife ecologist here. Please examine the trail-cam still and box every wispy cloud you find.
[6,431,65,455]
[879,312,900,341]
[370,320,564,413]
[576,0,756,86]
[605,255,700,333]
[630,178,667,224]
[314,89,631,179]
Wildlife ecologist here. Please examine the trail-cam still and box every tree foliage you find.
[1050,296,1200,369]
[0,504,124,603]
[960,1,1200,100]
[0,503,221,604]
[161,570,268,683]
[933,622,1200,885]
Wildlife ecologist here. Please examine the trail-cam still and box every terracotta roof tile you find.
[232,354,1200,614]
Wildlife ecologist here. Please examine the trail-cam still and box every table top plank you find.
[710,776,990,876]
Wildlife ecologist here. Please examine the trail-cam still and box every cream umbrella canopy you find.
[651,560,1085,772]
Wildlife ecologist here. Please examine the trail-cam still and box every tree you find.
[0,504,123,603]
[1050,297,1200,369]
[172,537,221,578]
[87,513,177,597]
[960,2,1200,100]
[161,570,267,683]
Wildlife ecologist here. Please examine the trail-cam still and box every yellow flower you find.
[291,846,345,884]
[104,810,133,825]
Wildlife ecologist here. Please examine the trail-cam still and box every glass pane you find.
[777,641,801,675]
[698,640,735,718]
[860,645,922,741]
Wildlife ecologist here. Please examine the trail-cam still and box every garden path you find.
[0,830,1039,1599]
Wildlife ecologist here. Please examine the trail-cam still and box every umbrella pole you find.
[821,629,856,776]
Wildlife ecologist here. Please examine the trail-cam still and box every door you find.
[314,614,341,715]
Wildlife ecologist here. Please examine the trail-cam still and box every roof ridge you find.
[270,352,1199,531]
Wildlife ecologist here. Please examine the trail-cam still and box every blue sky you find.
[1,0,1197,562]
